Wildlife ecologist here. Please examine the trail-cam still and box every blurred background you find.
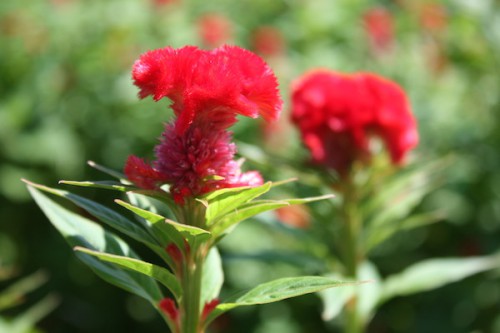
[1,0,500,332]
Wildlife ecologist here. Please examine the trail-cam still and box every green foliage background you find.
[1,0,500,332]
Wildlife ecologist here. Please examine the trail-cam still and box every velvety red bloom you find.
[132,45,282,134]
[126,45,280,203]
[363,7,394,54]
[291,70,418,176]
[197,13,232,48]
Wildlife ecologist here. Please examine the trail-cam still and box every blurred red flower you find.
[197,13,232,48]
[126,45,281,203]
[363,7,394,54]
[291,70,418,176]
[251,26,285,57]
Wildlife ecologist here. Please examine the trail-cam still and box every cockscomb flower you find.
[291,70,418,176]
[125,45,281,203]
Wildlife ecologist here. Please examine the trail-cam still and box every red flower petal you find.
[124,155,168,189]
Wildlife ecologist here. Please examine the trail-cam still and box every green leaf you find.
[201,247,224,306]
[379,254,500,304]
[206,276,355,325]
[87,160,126,179]
[0,294,59,333]
[59,180,137,192]
[25,181,156,248]
[0,271,48,312]
[26,184,163,304]
[75,247,182,301]
[205,182,272,225]
[363,158,448,228]
[365,211,444,250]
[320,262,381,323]
[165,219,211,249]
[210,200,289,237]
[115,199,181,248]
[210,195,332,238]
[276,194,334,205]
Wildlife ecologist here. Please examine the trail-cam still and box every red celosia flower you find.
[291,70,418,176]
[126,45,281,203]
[132,45,281,134]
[197,13,232,48]
[363,7,394,54]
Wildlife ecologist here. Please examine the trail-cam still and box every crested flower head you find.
[132,45,282,134]
[126,45,281,203]
[291,70,418,176]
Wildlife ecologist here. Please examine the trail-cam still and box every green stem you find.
[181,249,205,333]
[340,174,363,333]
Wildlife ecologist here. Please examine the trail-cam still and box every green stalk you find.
[181,250,205,333]
[178,201,208,333]
[340,174,363,333]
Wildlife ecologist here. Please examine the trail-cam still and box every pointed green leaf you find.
[165,219,211,248]
[206,276,356,325]
[201,247,224,306]
[60,180,136,192]
[129,189,179,216]
[205,182,272,225]
[320,262,380,323]
[0,271,48,312]
[87,160,126,179]
[4,294,59,333]
[210,200,289,237]
[210,195,333,238]
[115,200,182,248]
[379,255,500,304]
[365,211,444,250]
[25,181,156,247]
[75,247,181,300]
[276,194,334,205]
[26,184,163,303]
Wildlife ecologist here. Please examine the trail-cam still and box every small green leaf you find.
[60,180,136,192]
[87,160,126,179]
[206,276,355,325]
[75,247,182,300]
[379,255,500,304]
[26,184,163,304]
[205,182,272,225]
[365,211,444,250]
[165,219,211,249]
[210,200,289,237]
[0,271,48,312]
[201,247,224,306]
[210,195,332,237]
[115,199,181,248]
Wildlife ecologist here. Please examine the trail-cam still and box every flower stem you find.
[181,248,205,333]
[340,174,363,333]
